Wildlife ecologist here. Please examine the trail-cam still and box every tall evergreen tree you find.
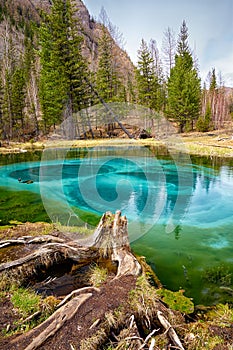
[136,39,163,111]
[39,20,64,129]
[166,20,201,132]
[39,0,90,131]
[96,27,124,102]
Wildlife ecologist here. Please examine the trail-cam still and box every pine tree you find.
[39,0,90,131]
[136,39,163,111]
[0,19,28,140]
[166,20,201,132]
[96,27,123,102]
[39,21,65,130]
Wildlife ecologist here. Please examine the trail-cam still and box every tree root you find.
[12,293,92,350]
[157,311,185,350]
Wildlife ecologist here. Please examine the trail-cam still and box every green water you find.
[0,146,233,305]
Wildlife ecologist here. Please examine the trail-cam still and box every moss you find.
[203,303,233,325]
[202,264,232,287]
[156,288,194,314]
[0,187,50,225]
[0,187,101,227]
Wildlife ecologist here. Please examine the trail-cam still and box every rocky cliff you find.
[0,0,134,75]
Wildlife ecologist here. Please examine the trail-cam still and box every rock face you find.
[0,0,135,75]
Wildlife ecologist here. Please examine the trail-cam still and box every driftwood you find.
[13,293,92,350]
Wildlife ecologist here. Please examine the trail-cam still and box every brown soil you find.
[0,275,136,350]
[0,222,55,240]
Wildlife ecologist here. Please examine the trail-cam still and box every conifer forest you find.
[0,0,232,141]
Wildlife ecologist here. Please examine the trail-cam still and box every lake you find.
[0,144,233,305]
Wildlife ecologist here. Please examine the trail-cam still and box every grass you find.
[0,138,138,154]
[128,274,160,323]
[184,142,233,157]
[0,274,59,335]
[141,131,233,157]
[11,286,41,319]
[2,129,233,159]
[55,222,94,236]
[185,304,233,349]
[89,264,108,287]
[80,328,107,350]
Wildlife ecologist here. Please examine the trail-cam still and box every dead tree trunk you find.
[0,211,141,281]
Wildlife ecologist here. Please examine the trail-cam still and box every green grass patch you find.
[11,286,41,318]
[89,264,108,287]
[0,274,59,335]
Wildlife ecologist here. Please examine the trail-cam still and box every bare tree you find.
[98,6,126,49]
[162,27,176,78]
[202,69,232,129]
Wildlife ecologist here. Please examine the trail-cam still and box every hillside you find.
[0,0,136,141]
[0,0,232,142]
[0,0,134,76]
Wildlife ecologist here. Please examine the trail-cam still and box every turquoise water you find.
[0,146,233,305]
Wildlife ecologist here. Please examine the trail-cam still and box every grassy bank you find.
[1,129,233,158]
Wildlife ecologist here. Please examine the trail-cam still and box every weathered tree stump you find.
[0,210,141,281]
[0,211,186,350]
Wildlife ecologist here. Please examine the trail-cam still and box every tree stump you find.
[0,211,188,350]
[0,210,141,281]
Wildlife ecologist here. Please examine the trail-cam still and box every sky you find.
[83,0,233,87]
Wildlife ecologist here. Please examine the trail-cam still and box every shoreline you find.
[1,130,233,158]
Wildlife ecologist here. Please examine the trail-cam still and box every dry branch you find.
[157,311,185,350]
[57,286,100,308]
[0,235,65,249]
